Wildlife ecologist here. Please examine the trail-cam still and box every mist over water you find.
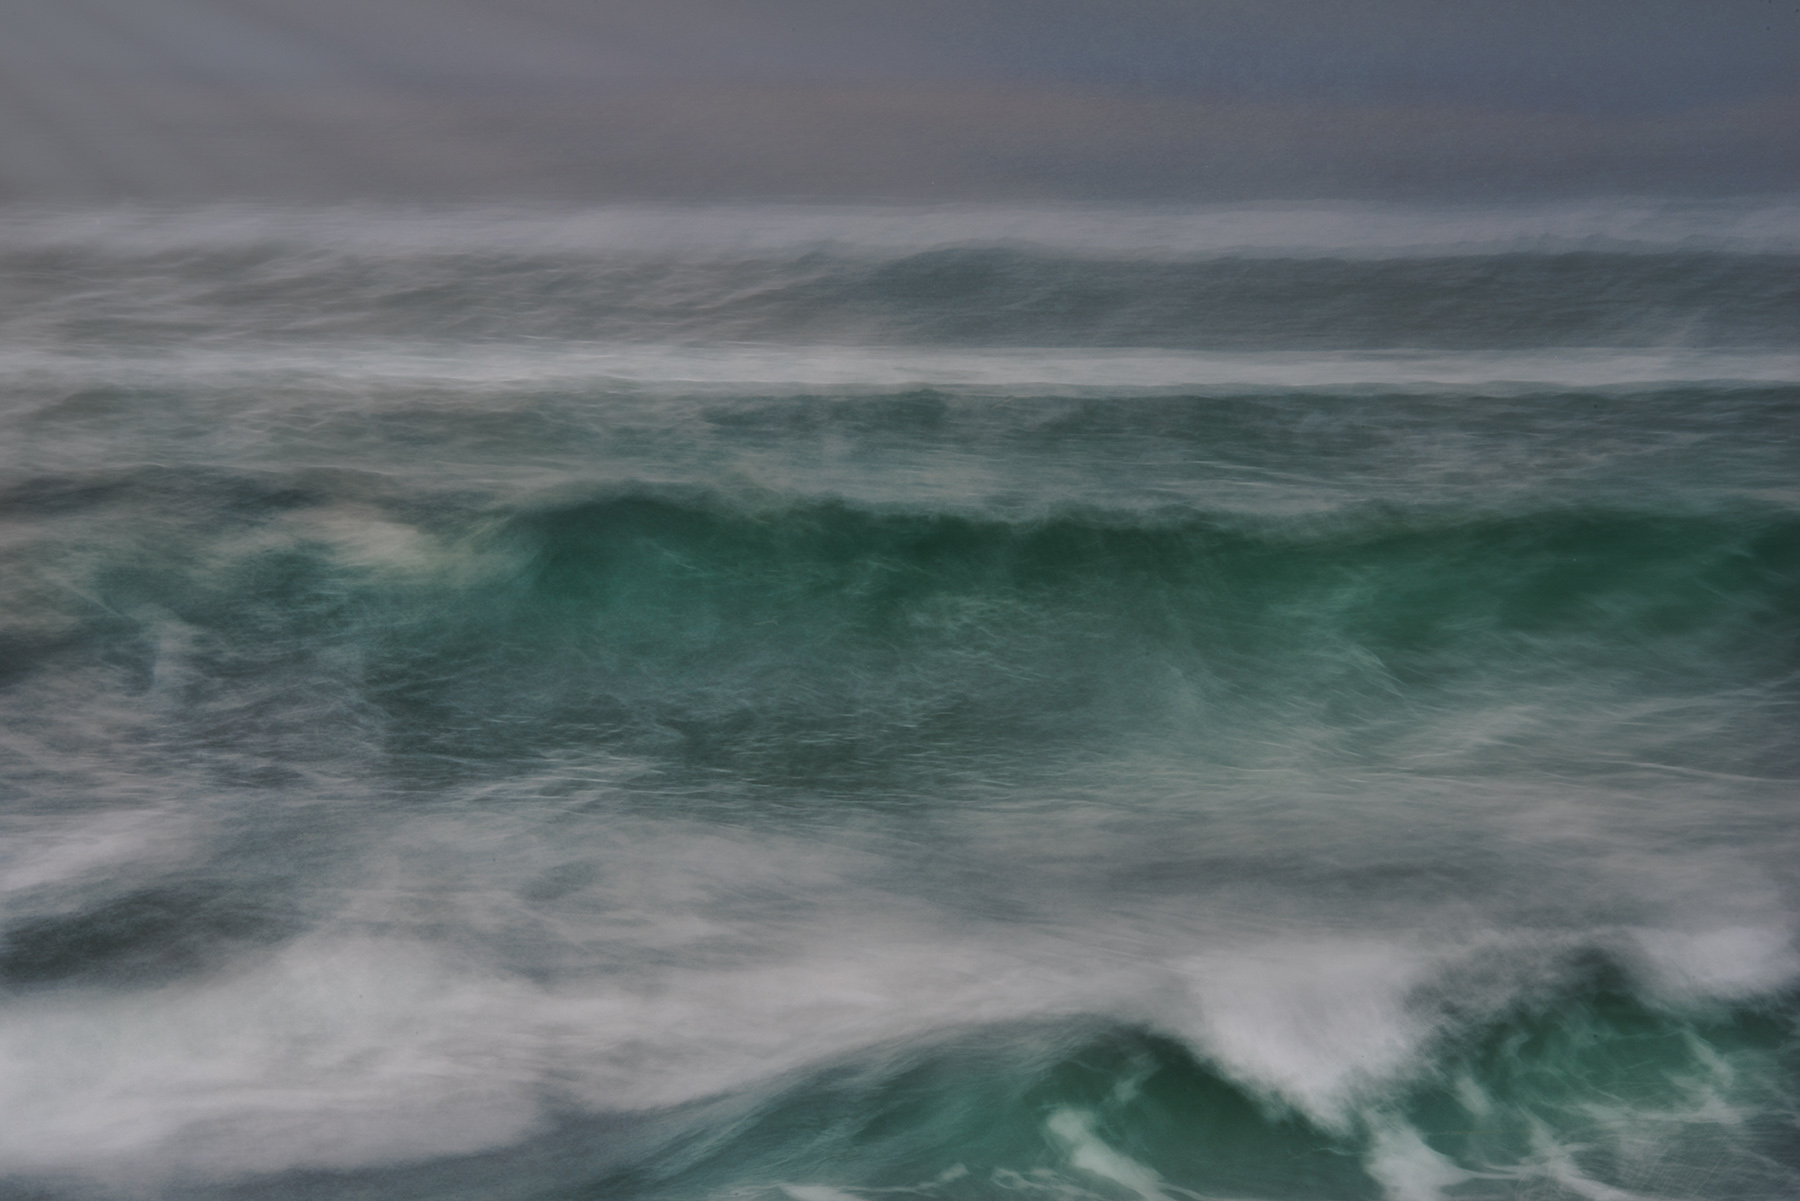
[1,200,1798,1201]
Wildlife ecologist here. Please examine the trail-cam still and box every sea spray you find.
[0,201,1795,1201]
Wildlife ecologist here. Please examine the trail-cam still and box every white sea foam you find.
[1363,1124,1472,1201]
[0,809,201,898]
[4,344,1795,396]
[779,1186,867,1201]
[1164,942,1434,1129]
[0,935,545,1179]
[1047,1108,1173,1201]
[3,199,1797,258]
[1629,924,1800,1002]
[0,924,1110,1181]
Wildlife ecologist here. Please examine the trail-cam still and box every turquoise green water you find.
[0,203,1795,1200]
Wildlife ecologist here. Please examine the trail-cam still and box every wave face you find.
[1,201,1797,1201]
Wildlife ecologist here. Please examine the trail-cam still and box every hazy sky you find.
[2,0,1796,201]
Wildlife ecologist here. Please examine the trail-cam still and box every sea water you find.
[0,200,1795,1200]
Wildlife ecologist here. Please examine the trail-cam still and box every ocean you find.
[0,200,1796,1200]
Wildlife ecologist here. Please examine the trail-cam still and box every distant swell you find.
[2,246,1795,350]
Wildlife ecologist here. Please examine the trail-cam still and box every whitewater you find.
[0,200,1795,1201]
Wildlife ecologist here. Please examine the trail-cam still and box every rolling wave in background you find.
[0,200,1796,1201]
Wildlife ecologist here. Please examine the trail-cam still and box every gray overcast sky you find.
[2,0,1796,201]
